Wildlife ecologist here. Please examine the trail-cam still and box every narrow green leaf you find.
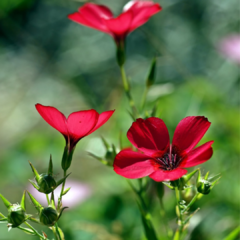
[48,155,53,176]
[173,229,180,240]
[28,180,40,191]
[17,226,35,235]
[101,136,110,150]
[0,194,11,208]
[27,191,42,213]
[146,57,157,87]
[224,226,240,240]
[21,190,26,211]
[29,161,40,182]
[62,188,71,196]
[56,173,71,188]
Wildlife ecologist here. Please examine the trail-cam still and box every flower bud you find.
[29,158,70,194]
[39,207,58,226]
[8,204,26,228]
[197,179,211,195]
[37,174,57,194]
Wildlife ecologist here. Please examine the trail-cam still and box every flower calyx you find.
[27,192,67,226]
[196,170,221,195]
[0,191,28,230]
[29,156,70,194]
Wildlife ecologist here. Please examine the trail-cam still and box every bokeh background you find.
[0,0,239,239]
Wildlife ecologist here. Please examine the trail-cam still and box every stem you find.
[182,193,200,214]
[159,197,171,239]
[46,194,50,205]
[128,180,158,240]
[59,170,67,203]
[140,86,149,111]
[119,66,138,119]
[24,222,46,240]
[55,222,63,240]
[174,187,183,239]
[52,226,59,240]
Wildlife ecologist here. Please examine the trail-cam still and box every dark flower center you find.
[155,148,182,171]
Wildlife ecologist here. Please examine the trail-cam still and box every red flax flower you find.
[36,104,114,150]
[114,116,214,182]
[68,1,161,44]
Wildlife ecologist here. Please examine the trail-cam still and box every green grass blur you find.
[0,0,239,239]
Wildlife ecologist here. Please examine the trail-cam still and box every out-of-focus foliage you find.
[0,0,239,240]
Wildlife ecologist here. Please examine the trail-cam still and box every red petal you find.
[113,150,156,179]
[126,2,162,31]
[149,168,187,182]
[68,3,113,33]
[87,110,115,135]
[67,109,99,143]
[172,116,211,154]
[104,11,132,38]
[35,104,68,138]
[127,117,170,156]
[179,141,214,168]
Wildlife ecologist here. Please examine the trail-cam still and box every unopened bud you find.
[197,179,211,195]
[40,207,58,226]
[37,174,57,194]
[8,204,26,228]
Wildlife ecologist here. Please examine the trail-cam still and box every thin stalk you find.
[46,194,50,205]
[52,226,59,240]
[182,193,200,214]
[128,180,158,240]
[59,170,67,201]
[24,222,46,240]
[55,222,63,240]
[119,66,138,119]
[174,187,183,239]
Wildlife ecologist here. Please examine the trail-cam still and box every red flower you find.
[36,104,114,150]
[68,1,161,44]
[114,116,214,182]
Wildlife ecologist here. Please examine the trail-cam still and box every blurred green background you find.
[0,0,239,239]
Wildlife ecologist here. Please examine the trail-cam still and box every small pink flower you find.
[114,116,214,182]
[27,180,92,208]
[68,1,161,44]
[219,34,240,64]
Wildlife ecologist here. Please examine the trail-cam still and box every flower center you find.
[155,152,181,171]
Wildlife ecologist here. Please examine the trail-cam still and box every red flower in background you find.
[68,1,161,44]
[114,116,213,182]
[36,104,114,150]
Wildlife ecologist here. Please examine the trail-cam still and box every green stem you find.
[174,187,183,239]
[128,180,158,240]
[52,226,59,240]
[55,222,63,240]
[59,170,67,204]
[119,66,138,119]
[46,194,50,205]
[24,222,46,240]
[182,193,200,214]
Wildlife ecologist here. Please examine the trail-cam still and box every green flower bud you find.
[40,207,58,226]
[38,174,57,194]
[197,179,211,195]
[8,204,26,228]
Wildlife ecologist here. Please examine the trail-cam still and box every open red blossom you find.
[68,1,161,44]
[36,104,114,150]
[114,116,214,182]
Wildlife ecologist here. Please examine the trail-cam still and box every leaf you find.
[17,226,35,235]
[224,226,240,240]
